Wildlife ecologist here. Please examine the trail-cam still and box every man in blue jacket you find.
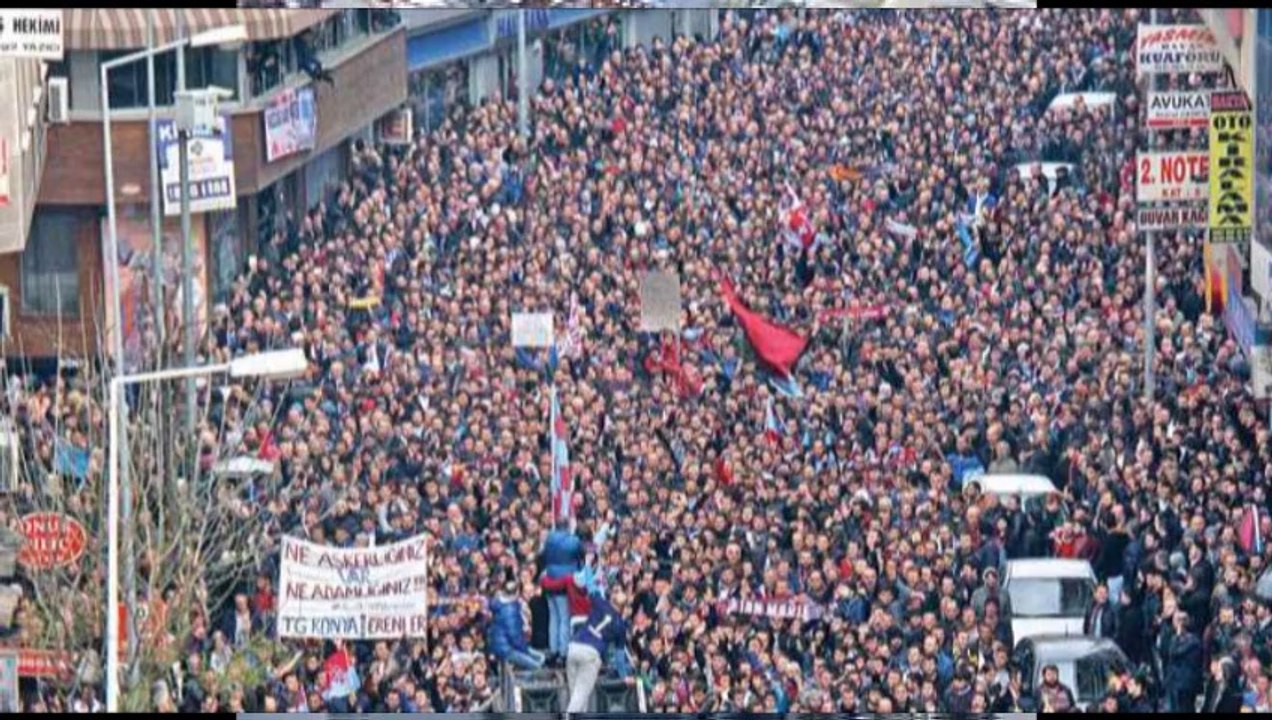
[565,588,629,712]
[487,579,544,671]
[541,528,584,661]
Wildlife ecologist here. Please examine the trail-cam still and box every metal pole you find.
[177,8,196,444]
[180,131,196,441]
[517,10,529,139]
[1144,7,1157,401]
[106,379,121,713]
[100,63,129,714]
[144,4,168,587]
[147,9,164,353]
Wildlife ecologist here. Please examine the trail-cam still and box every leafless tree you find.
[1,277,287,710]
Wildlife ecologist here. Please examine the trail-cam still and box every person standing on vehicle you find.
[565,588,630,712]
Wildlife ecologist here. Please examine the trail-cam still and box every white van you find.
[1003,559,1096,645]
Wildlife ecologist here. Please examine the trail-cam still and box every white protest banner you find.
[1136,151,1209,204]
[1046,92,1117,114]
[1014,162,1076,195]
[511,312,555,348]
[1146,91,1210,130]
[1136,24,1222,76]
[716,597,826,623]
[639,271,682,332]
[278,534,429,639]
[0,11,62,61]
[156,116,236,217]
[1136,205,1208,231]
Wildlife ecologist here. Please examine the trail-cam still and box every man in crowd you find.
[565,588,629,712]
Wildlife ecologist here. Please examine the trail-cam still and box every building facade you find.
[3,8,407,362]
[1200,9,1272,398]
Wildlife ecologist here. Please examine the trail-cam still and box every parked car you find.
[1012,634,1130,711]
[1003,558,1096,643]
[965,473,1069,520]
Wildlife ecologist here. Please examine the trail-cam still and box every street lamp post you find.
[99,25,248,713]
[106,348,308,712]
[517,10,529,139]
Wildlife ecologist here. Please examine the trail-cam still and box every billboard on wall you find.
[263,86,317,163]
[101,206,209,372]
[1208,91,1254,244]
[1146,91,1211,129]
[0,10,63,61]
[1137,205,1208,231]
[1136,150,1210,203]
[155,116,236,217]
[1136,24,1223,76]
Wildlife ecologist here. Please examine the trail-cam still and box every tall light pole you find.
[175,9,199,445]
[100,23,247,712]
[106,348,310,712]
[146,10,164,351]
[1143,7,1158,401]
[517,10,529,139]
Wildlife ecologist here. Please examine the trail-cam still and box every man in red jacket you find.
[541,568,595,640]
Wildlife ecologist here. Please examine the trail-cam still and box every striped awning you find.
[65,8,341,51]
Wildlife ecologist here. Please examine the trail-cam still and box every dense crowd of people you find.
[5,5,1272,714]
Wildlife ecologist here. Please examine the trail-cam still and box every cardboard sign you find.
[1146,91,1210,129]
[378,107,413,146]
[1136,151,1209,203]
[277,535,430,639]
[511,312,555,348]
[1137,205,1208,231]
[17,512,87,570]
[639,271,682,332]
[1208,91,1254,244]
[1136,24,1223,76]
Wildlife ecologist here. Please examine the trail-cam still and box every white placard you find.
[1137,205,1208,231]
[1253,345,1272,401]
[1146,91,1210,130]
[1252,240,1272,302]
[277,535,430,639]
[1013,162,1075,195]
[1136,24,1223,76]
[511,312,555,348]
[1136,151,1210,204]
[639,271,682,332]
[0,11,62,61]
[1046,92,1117,114]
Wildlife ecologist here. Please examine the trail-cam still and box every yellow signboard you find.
[1208,91,1254,244]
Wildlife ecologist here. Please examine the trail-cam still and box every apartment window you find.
[183,47,239,100]
[103,48,237,108]
[248,39,295,97]
[103,49,175,109]
[21,211,80,316]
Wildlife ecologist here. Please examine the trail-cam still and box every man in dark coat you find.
[1163,612,1203,712]
[1083,583,1118,640]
